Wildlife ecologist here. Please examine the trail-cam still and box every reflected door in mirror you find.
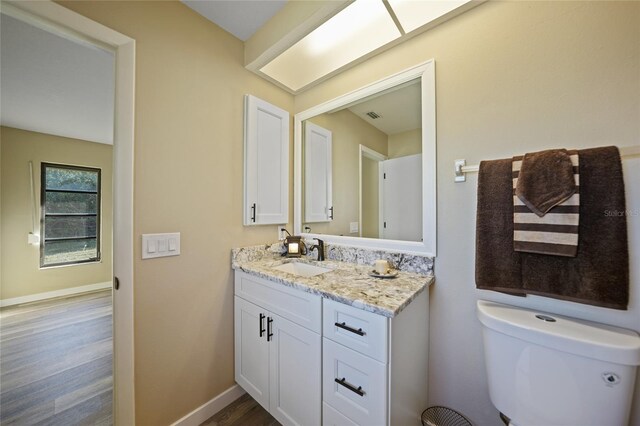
[380,154,422,241]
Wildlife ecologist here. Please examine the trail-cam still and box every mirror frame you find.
[294,59,436,256]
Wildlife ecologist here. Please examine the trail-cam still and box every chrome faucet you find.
[309,238,325,261]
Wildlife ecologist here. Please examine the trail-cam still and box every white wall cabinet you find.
[304,121,332,223]
[234,270,429,426]
[234,272,321,426]
[244,95,289,226]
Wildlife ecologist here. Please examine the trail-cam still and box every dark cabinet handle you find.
[335,377,365,396]
[114,276,120,290]
[259,313,266,337]
[267,317,273,341]
[329,206,334,220]
[335,322,365,336]
[251,203,256,223]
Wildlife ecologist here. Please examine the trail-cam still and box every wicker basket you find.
[421,406,472,426]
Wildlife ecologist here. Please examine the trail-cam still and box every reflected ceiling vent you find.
[366,111,381,119]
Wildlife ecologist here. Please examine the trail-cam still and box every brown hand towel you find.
[515,149,577,216]
[513,150,580,257]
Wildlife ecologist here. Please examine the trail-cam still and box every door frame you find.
[358,145,386,238]
[1,1,136,424]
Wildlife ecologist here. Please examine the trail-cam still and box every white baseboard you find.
[171,384,246,426]
[0,281,112,307]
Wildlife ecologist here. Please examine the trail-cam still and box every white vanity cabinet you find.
[234,269,429,426]
[234,271,321,426]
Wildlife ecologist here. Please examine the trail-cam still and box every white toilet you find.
[477,300,640,426]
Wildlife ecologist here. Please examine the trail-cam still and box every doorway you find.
[0,1,135,424]
[359,145,386,238]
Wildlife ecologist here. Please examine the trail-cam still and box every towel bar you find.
[454,145,640,182]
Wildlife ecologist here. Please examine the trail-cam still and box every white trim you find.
[359,145,387,238]
[0,281,112,307]
[3,2,137,424]
[294,60,437,256]
[170,385,246,426]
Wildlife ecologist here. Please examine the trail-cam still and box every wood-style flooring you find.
[0,290,113,425]
[201,393,280,426]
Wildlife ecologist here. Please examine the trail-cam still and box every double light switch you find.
[142,233,180,259]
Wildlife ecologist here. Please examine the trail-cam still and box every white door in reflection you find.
[380,154,422,241]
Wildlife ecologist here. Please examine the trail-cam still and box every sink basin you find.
[272,262,332,277]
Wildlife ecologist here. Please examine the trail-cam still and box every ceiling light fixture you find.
[387,0,473,33]
[260,0,400,92]
[260,0,476,92]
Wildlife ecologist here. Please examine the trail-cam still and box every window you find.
[41,163,101,267]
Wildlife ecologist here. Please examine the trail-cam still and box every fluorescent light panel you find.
[260,0,401,92]
[260,0,474,92]
[388,0,473,33]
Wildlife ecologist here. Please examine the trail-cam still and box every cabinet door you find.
[234,296,270,409]
[304,121,333,223]
[269,313,321,426]
[244,95,289,226]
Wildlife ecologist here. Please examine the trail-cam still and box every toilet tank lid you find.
[477,300,640,366]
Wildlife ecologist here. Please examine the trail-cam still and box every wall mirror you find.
[294,60,436,255]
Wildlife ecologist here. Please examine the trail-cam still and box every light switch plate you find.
[142,233,180,259]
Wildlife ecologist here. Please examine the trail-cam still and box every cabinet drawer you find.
[323,402,358,426]
[235,271,321,333]
[323,338,387,426]
[323,299,388,362]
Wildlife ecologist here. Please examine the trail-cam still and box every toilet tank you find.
[477,300,640,426]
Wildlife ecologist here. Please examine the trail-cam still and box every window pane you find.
[45,192,97,214]
[45,167,98,192]
[43,239,97,265]
[45,216,97,239]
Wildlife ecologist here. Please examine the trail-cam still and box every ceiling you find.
[181,0,287,41]
[346,80,421,135]
[0,13,115,145]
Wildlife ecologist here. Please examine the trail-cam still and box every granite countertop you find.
[232,255,434,318]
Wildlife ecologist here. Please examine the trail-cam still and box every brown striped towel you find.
[513,150,579,257]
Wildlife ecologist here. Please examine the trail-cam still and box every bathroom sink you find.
[272,262,332,277]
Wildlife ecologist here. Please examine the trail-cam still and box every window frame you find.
[40,162,102,268]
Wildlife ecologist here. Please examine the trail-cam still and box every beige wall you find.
[305,109,387,236]
[296,2,640,424]
[388,128,421,159]
[57,2,294,424]
[0,126,113,300]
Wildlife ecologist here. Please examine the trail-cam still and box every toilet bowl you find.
[477,300,640,426]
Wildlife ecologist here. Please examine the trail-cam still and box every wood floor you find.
[201,393,280,426]
[0,290,113,425]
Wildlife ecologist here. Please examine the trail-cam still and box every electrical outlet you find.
[28,233,40,245]
[278,226,288,241]
[350,222,359,233]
